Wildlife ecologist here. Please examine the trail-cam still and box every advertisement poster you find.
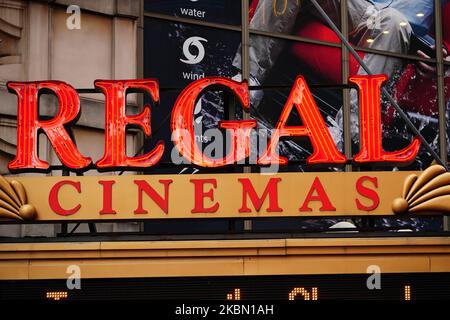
[143,0,449,231]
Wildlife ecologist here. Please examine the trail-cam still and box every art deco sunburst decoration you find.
[393,165,450,215]
[0,175,36,221]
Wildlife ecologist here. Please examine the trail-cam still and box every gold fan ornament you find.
[0,175,36,221]
[392,165,450,215]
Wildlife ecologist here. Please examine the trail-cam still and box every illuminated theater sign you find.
[0,75,448,222]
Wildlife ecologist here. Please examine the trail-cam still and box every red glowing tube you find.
[95,79,164,169]
[257,76,347,165]
[6,74,423,172]
[171,77,256,167]
[350,75,420,164]
[7,81,91,171]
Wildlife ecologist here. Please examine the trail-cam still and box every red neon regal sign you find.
[6,74,420,172]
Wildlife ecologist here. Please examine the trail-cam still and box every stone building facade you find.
[0,0,142,237]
